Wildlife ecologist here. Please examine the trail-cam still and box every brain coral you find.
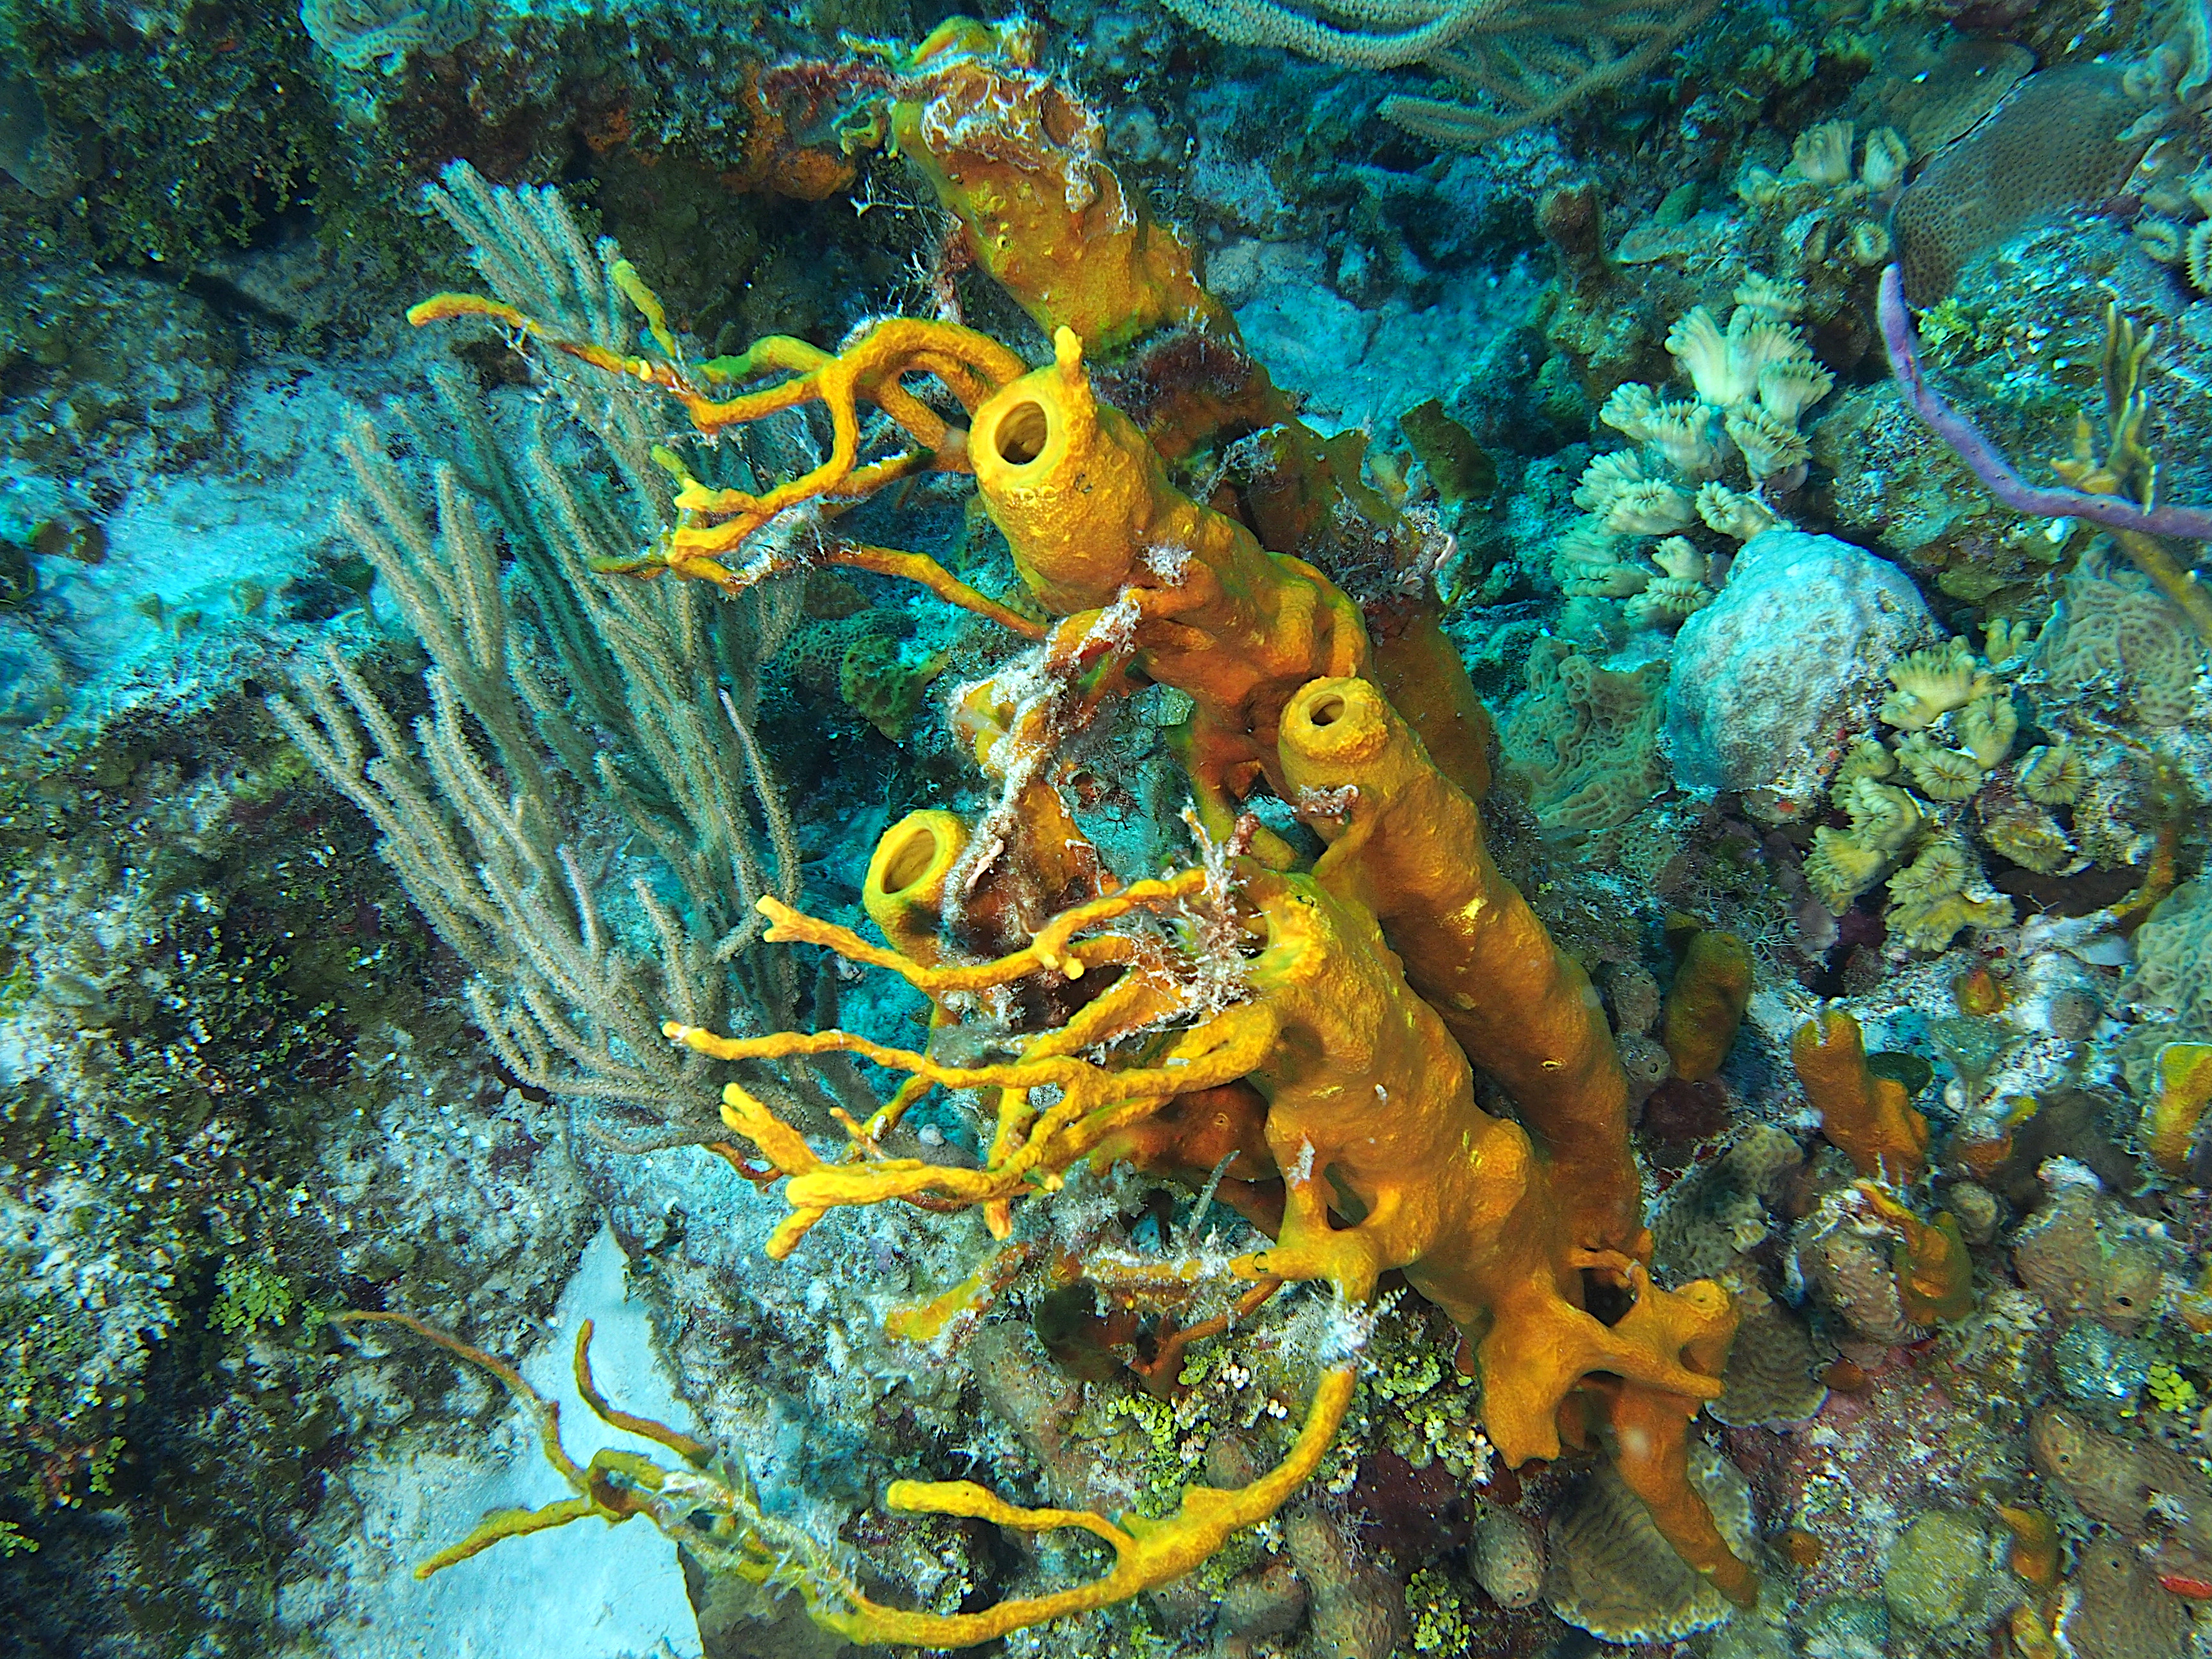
[1665,529,1940,822]
[1497,640,1668,851]
[2041,561,2208,726]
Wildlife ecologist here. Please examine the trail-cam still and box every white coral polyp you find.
[1724,405,1810,480]
[1696,482,1778,540]
[1651,536,1708,584]
[1604,479,1696,535]
[1665,307,1818,413]
[1860,126,1909,192]
[1642,402,1724,476]
[1757,359,1833,424]
[1598,382,1660,442]
[1787,119,1855,187]
[1665,307,1744,405]
[1554,524,1650,598]
[1574,450,1647,513]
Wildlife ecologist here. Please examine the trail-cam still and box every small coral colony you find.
[5,0,2212,1653]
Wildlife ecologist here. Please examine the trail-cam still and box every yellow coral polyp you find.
[1556,523,1651,599]
[1957,692,2019,767]
[1807,826,1888,913]
[1785,119,1855,187]
[2018,742,2084,804]
[1839,774,1924,852]
[1735,272,1806,318]
[1642,402,1725,475]
[1604,478,1699,534]
[1724,403,1812,479]
[969,327,1371,838]
[1665,306,1813,407]
[1832,735,1897,790]
[1895,733,1986,801]
[1880,639,1994,730]
[1887,890,2012,952]
[1887,837,1970,908]
[1695,480,1778,539]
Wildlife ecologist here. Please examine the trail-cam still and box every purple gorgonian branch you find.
[1878,262,2212,541]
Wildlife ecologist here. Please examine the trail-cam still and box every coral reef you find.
[315,30,1775,1647]
[1549,291,1839,637]
[4,1,2212,1656]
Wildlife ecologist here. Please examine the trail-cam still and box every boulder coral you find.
[1665,527,1940,822]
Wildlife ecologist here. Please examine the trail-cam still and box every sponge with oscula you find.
[1272,673,1643,1261]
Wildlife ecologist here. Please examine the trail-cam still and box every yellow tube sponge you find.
[1662,925,1755,1084]
[864,809,970,966]
[887,27,1233,359]
[2144,1041,2212,1177]
[1272,674,1643,1260]
[969,328,1370,834]
[1792,1009,1930,1183]
[1857,1185,1975,1324]
[677,817,1749,1618]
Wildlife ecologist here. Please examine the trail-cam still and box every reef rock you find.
[1882,1509,1995,1631]
[2011,1184,2167,1332]
[1665,529,1939,822]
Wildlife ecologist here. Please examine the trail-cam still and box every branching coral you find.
[1880,267,2212,647]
